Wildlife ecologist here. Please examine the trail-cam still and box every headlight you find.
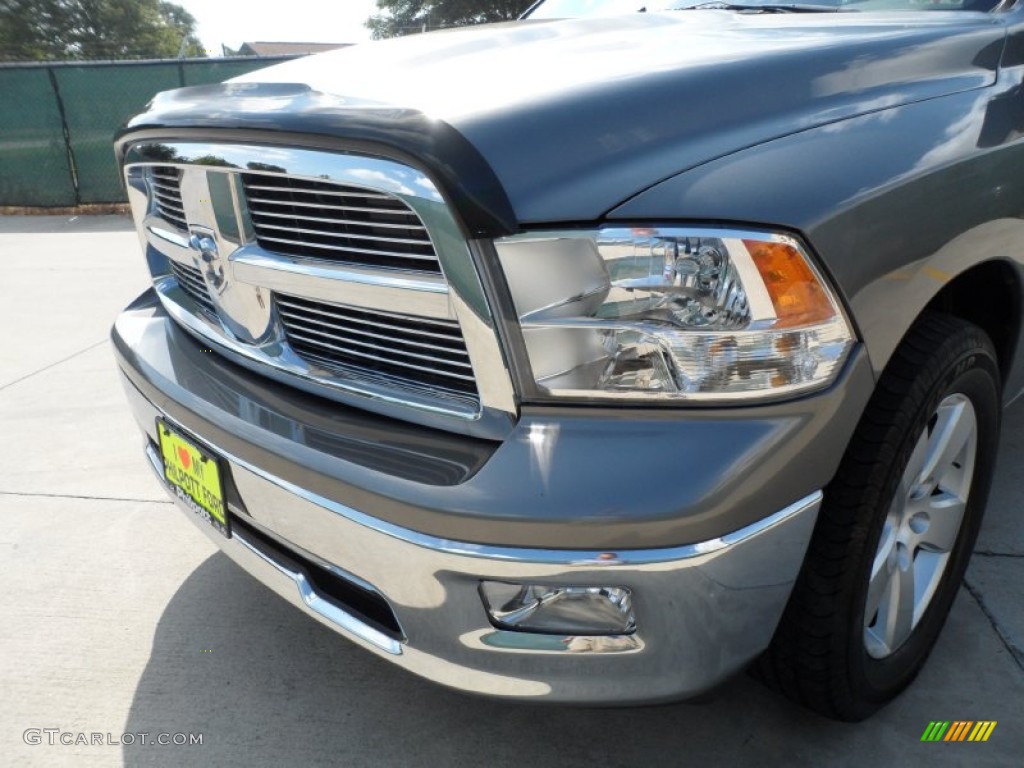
[494,227,854,402]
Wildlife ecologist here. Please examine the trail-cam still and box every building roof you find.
[238,41,352,56]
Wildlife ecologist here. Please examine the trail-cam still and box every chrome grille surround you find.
[122,141,516,438]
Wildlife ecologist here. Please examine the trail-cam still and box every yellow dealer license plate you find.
[157,419,229,537]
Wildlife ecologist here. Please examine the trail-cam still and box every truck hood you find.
[130,12,1005,228]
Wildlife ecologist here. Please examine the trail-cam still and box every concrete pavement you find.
[1,215,1022,767]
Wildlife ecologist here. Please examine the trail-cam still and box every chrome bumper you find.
[126,372,819,703]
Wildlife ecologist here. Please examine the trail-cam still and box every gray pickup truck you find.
[112,0,1022,721]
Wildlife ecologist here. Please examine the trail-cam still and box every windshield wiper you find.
[679,2,852,11]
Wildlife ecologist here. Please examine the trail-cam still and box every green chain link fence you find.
[0,56,295,207]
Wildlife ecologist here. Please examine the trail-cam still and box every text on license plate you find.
[157,419,229,537]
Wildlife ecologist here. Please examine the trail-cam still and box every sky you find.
[173,0,381,55]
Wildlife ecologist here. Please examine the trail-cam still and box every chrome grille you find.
[124,142,517,435]
[241,174,440,273]
[275,294,477,397]
[169,261,216,317]
[148,166,187,231]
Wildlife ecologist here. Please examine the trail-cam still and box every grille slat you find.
[285,331,476,380]
[275,298,470,344]
[251,209,426,231]
[281,315,469,356]
[158,211,188,230]
[276,294,477,396]
[256,235,439,262]
[150,180,182,195]
[254,222,433,247]
[244,183,393,201]
[178,274,208,299]
[148,167,188,231]
[169,261,217,317]
[174,273,214,313]
[247,197,420,217]
[152,193,185,213]
[282,323,474,369]
[242,173,441,273]
[174,266,203,290]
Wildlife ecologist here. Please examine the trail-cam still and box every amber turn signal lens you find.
[744,240,836,328]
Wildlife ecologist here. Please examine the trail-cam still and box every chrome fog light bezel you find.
[479,581,636,636]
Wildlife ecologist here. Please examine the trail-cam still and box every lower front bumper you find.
[126,372,820,703]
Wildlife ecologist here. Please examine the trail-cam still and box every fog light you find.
[479,582,635,635]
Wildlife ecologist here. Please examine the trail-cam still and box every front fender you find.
[607,86,1024,395]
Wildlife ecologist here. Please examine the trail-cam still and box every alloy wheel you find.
[863,393,977,659]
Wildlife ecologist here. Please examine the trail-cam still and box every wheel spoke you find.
[882,553,916,652]
[866,519,897,620]
[865,555,893,628]
[921,493,966,552]
[918,400,974,487]
[903,430,931,495]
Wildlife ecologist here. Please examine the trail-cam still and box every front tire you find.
[757,312,1001,721]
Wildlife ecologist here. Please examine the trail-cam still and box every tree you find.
[0,0,204,61]
[367,0,532,39]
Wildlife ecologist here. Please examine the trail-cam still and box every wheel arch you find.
[833,230,1024,405]
[854,255,1024,404]
[924,259,1022,387]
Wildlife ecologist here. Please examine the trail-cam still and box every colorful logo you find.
[921,721,997,742]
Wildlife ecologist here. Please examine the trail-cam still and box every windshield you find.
[525,0,1001,15]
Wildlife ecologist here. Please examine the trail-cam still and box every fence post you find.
[45,65,81,206]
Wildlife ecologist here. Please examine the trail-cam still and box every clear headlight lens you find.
[494,227,854,401]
